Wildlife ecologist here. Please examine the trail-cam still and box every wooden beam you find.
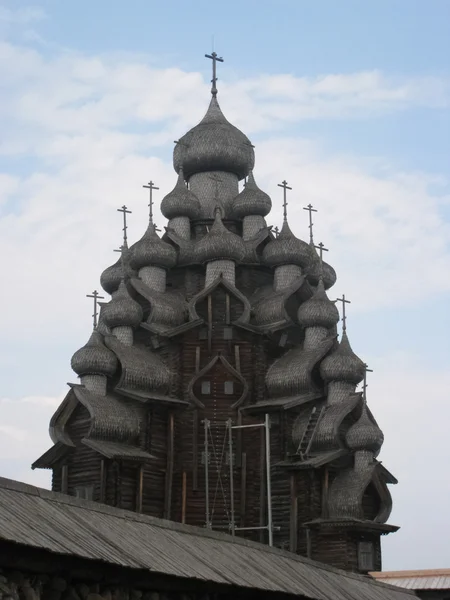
[137,464,144,513]
[181,471,187,524]
[322,467,329,518]
[289,474,298,552]
[99,460,105,503]
[207,295,212,353]
[240,452,247,527]
[164,412,174,519]
[61,464,68,494]
[259,427,266,543]
[193,409,199,491]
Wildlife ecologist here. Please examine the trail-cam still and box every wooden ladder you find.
[296,406,324,460]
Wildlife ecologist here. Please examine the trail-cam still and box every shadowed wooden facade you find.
[34,59,399,575]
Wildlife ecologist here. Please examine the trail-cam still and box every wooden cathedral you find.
[33,52,398,574]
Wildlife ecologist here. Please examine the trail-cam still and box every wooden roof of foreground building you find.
[32,52,399,575]
[0,477,413,600]
[371,570,450,591]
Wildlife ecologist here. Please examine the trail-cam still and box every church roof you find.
[320,332,366,384]
[161,169,201,220]
[102,281,143,329]
[263,220,311,268]
[129,223,177,271]
[173,95,255,180]
[346,404,384,453]
[195,210,246,263]
[71,330,118,377]
[231,170,272,218]
[297,279,340,329]
[0,477,414,600]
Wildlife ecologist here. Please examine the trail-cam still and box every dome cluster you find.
[161,169,201,220]
[231,171,271,219]
[320,332,366,385]
[297,280,339,329]
[346,405,384,454]
[71,331,118,378]
[195,211,246,264]
[129,223,177,271]
[263,221,311,268]
[102,281,143,329]
[173,96,255,180]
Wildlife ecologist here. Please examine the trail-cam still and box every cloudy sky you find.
[0,0,449,570]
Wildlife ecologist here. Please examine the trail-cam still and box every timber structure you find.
[33,53,398,575]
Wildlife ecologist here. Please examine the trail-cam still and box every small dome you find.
[173,96,255,180]
[161,169,201,220]
[100,244,135,295]
[102,281,143,329]
[320,332,366,385]
[306,243,337,290]
[262,221,311,268]
[346,405,384,453]
[195,211,246,264]
[297,279,340,328]
[129,223,177,271]
[231,171,272,219]
[71,330,118,377]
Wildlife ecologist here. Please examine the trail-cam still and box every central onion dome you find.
[173,96,255,180]
[231,171,272,218]
[263,221,311,268]
[161,169,201,220]
[346,405,384,453]
[195,210,246,264]
[100,244,136,295]
[102,281,143,329]
[320,332,366,384]
[129,223,177,271]
[297,279,340,329]
[71,330,118,377]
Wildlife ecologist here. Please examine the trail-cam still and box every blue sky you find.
[0,0,449,571]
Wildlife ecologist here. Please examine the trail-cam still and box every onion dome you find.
[71,331,118,377]
[320,332,366,385]
[100,244,135,295]
[262,221,311,268]
[195,210,246,264]
[102,281,143,329]
[346,405,384,453]
[231,171,272,219]
[297,279,340,329]
[161,169,201,220]
[129,223,177,271]
[173,96,255,180]
[306,243,337,290]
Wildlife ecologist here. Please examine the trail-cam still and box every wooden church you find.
[33,52,398,575]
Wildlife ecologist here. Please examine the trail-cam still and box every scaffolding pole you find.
[204,418,210,528]
[229,414,273,546]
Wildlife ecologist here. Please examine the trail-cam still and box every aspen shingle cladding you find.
[32,82,399,575]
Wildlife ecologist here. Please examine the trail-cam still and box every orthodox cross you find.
[277,180,292,221]
[205,51,224,96]
[273,226,279,238]
[362,364,373,403]
[314,242,329,262]
[335,294,351,333]
[303,203,317,243]
[117,205,131,245]
[86,290,104,329]
[143,180,159,224]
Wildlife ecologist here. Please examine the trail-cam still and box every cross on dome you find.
[335,294,351,333]
[205,51,224,96]
[143,180,159,225]
[86,289,104,329]
[117,205,131,245]
[277,180,292,221]
[303,203,317,243]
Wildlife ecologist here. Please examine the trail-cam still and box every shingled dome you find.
[102,281,143,329]
[320,332,366,384]
[195,210,246,264]
[231,171,272,219]
[71,330,118,377]
[129,223,177,271]
[100,246,135,295]
[263,221,311,268]
[161,169,201,220]
[346,405,384,453]
[306,243,337,290]
[173,96,255,180]
[297,279,340,329]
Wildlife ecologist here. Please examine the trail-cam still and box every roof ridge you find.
[0,476,415,594]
